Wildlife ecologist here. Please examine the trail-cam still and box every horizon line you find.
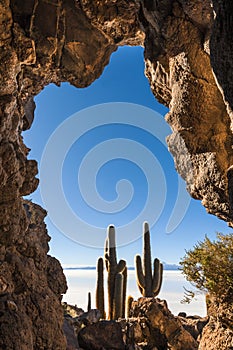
[62,263,180,271]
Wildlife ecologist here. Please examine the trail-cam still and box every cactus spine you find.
[135,222,163,297]
[96,257,105,319]
[105,225,127,320]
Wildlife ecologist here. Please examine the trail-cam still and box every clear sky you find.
[23,46,232,266]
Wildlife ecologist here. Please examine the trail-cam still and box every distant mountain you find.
[163,263,180,271]
[63,266,96,270]
[63,263,179,271]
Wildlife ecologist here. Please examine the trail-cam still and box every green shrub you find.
[180,233,233,302]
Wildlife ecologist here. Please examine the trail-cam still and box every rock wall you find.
[199,296,233,350]
[0,0,141,348]
[0,0,233,349]
[141,0,233,223]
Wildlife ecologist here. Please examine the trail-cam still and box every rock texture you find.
[199,296,233,350]
[0,0,233,349]
[129,297,199,350]
[63,301,198,350]
[210,1,233,122]
[63,318,80,350]
[78,320,125,350]
[63,305,124,350]
[64,299,228,350]
[178,314,208,342]
[0,201,67,350]
[119,316,168,349]
[0,1,141,348]
[141,0,233,223]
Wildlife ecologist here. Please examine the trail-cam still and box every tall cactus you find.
[105,225,127,320]
[135,222,163,297]
[96,257,105,319]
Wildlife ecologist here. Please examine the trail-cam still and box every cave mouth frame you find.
[22,46,230,271]
[1,1,233,348]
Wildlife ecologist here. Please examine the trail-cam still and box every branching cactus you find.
[135,222,163,297]
[96,257,105,319]
[105,225,127,319]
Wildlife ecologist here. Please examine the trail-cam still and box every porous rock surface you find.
[0,0,233,349]
[199,296,233,350]
[129,297,199,350]
[63,299,208,350]
[78,320,125,350]
[0,201,68,349]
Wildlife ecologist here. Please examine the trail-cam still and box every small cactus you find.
[127,295,134,318]
[96,257,105,319]
[135,222,163,297]
[87,292,91,312]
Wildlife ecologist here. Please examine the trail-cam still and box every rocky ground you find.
[63,298,211,350]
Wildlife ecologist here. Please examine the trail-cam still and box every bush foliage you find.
[180,233,233,302]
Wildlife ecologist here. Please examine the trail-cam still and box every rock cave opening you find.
[22,45,231,313]
[1,1,233,349]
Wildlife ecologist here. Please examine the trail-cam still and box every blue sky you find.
[23,46,232,266]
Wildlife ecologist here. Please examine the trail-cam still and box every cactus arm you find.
[138,284,143,295]
[113,273,123,320]
[135,255,145,291]
[104,237,109,271]
[105,237,108,252]
[158,263,163,292]
[152,261,163,296]
[96,257,105,319]
[105,253,109,271]
[152,258,162,293]
[127,295,134,318]
[117,259,126,273]
[122,266,127,318]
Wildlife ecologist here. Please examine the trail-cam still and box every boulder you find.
[63,318,80,350]
[130,297,198,350]
[78,320,125,350]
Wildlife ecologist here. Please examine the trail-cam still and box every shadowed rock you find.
[78,320,125,350]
